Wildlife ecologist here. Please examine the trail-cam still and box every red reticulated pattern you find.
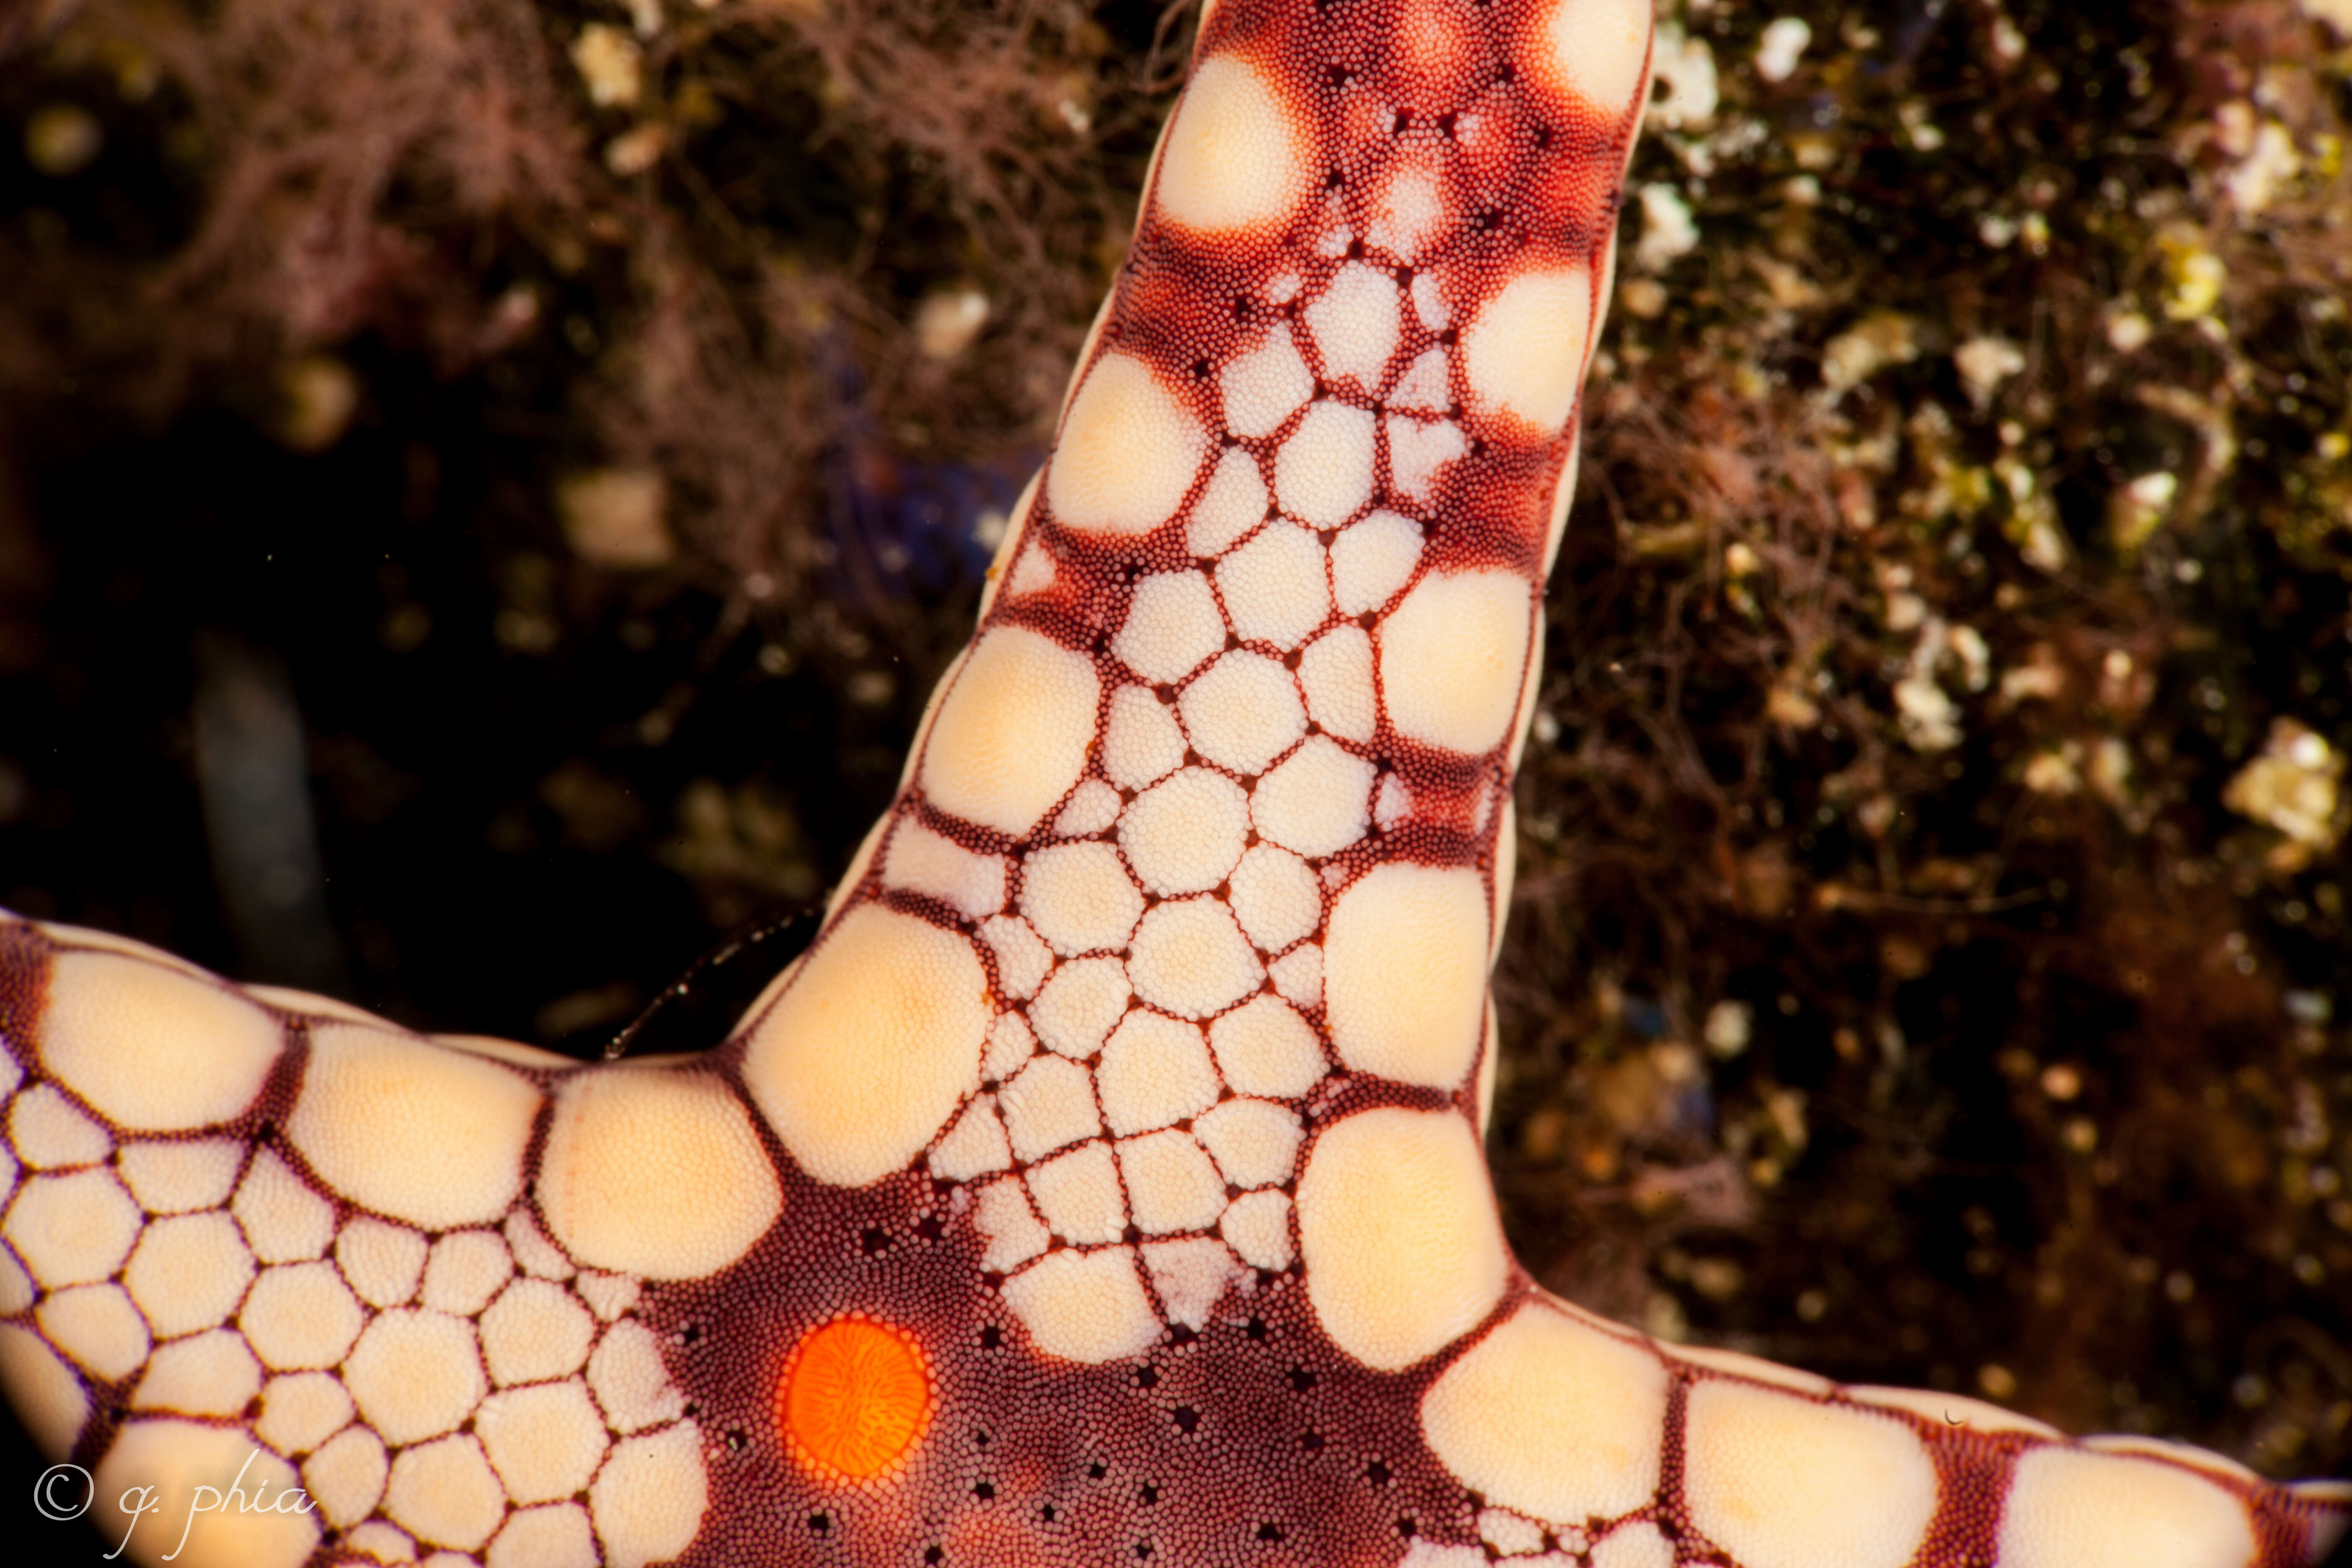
[3,0,2346,1563]
[667,2,2341,1566]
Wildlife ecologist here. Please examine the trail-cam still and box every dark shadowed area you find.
[1,0,2348,1560]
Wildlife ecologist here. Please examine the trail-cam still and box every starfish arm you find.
[1,4,2347,1568]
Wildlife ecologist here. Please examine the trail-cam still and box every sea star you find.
[1,2,2347,1566]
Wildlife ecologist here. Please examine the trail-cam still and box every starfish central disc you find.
[776,1317,934,1480]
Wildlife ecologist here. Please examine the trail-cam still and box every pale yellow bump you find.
[1128,896,1264,1019]
[1023,842,1147,956]
[1026,1140,1127,1244]
[478,1377,610,1504]
[232,1148,333,1263]
[37,1281,150,1379]
[539,1065,782,1279]
[1386,414,1468,504]
[1298,624,1376,743]
[975,467,1045,620]
[1141,1236,1240,1328]
[0,1246,27,1313]
[575,1270,640,1323]
[882,819,1009,921]
[973,1175,1052,1273]
[1400,1540,1485,1568]
[290,1022,541,1231]
[1003,1245,1161,1363]
[1538,0,1653,116]
[2083,1433,2259,1481]
[1118,1129,1225,1234]
[1193,1098,1304,1189]
[1683,1381,1938,1568]
[1462,267,1594,433]
[1330,508,1424,617]
[1103,684,1189,791]
[1490,795,1519,967]
[118,1137,243,1215]
[255,1370,354,1455]
[592,1420,709,1568]
[1048,351,1208,536]
[1267,942,1324,1009]
[1590,1521,1674,1568]
[430,1031,578,1071]
[1422,1300,1668,1523]
[506,1204,575,1279]
[39,949,284,1132]
[1219,1188,1294,1270]
[5,1166,140,1286]
[929,1093,1013,1181]
[979,915,1054,1002]
[0,1322,87,1457]
[421,1229,513,1317]
[482,1276,596,1387]
[981,1011,1038,1082]
[1187,448,1271,558]
[1216,521,1331,649]
[1295,1107,1506,1370]
[337,1215,428,1308]
[1380,568,1534,757]
[1098,1010,1220,1136]
[1324,864,1488,1088]
[587,1319,685,1434]
[1507,608,1547,782]
[1475,1000,1500,1138]
[93,1418,318,1568]
[1115,569,1228,683]
[344,1307,489,1445]
[1274,401,1377,528]
[241,1259,365,1369]
[1477,1508,1547,1558]
[1207,993,1327,1099]
[1179,650,1306,775]
[132,1325,262,1415]
[245,983,395,1026]
[919,624,1101,836]
[1305,262,1403,391]
[1846,1383,2059,1438]
[743,904,988,1187]
[732,952,813,1045]
[1541,426,1583,578]
[999,1053,1104,1162]
[1004,540,1055,600]
[45,922,217,979]
[387,1431,506,1552]
[1669,1342,1836,1395]
[9,1082,109,1167]
[1055,779,1123,838]
[1122,767,1251,896]
[1228,844,1322,953]
[1155,54,1306,235]
[1364,160,1446,262]
[343,1520,418,1565]
[1252,736,1375,859]
[125,1210,256,1338]
[1031,955,1134,1059]
[489,1503,598,1568]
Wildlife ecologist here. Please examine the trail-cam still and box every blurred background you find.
[3,0,2350,1558]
